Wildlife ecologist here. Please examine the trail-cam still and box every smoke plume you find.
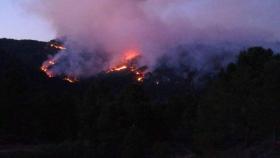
[28,0,280,77]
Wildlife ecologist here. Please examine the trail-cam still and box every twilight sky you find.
[1,0,279,43]
[0,0,55,41]
[2,0,280,77]
[29,0,280,78]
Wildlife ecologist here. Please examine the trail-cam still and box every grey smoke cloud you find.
[28,0,280,77]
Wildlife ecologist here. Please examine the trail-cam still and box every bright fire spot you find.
[41,59,56,78]
[41,42,78,84]
[64,76,78,83]
[107,64,146,83]
[106,49,147,82]
[123,49,139,61]
[113,65,128,72]
[41,58,78,84]
[50,43,66,50]
[41,43,146,83]
[137,77,144,82]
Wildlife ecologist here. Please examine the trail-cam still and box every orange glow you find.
[64,76,78,83]
[106,49,146,83]
[41,42,79,83]
[41,58,56,78]
[50,44,66,50]
[123,49,140,61]
[114,65,128,71]
[107,65,127,73]
[41,43,146,83]
[107,65,146,83]
[46,71,55,78]
[137,77,144,82]
[41,58,79,83]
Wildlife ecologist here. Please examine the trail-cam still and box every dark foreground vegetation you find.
[0,38,280,158]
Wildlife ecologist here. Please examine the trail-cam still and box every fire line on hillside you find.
[41,41,147,83]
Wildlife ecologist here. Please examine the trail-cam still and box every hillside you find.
[0,39,280,158]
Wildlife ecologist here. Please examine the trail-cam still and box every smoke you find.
[27,0,280,77]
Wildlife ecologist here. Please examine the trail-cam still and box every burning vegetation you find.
[107,50,147,82]
[41,41,78,83]
[41,57,79,83]
[41,59,56,78]
[41,41,147,83]
[63,76,79,83]
[107,64,147,82]
[48,40,66,50]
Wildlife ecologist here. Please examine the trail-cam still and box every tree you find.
[195,47,280,153]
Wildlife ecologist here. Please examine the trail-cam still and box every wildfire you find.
[41,58,79,83]
[41,41,78,83]
[106,49,147,82]
[109,65,128,72]
[49,40,66,50]
[50,43,66,50]
[41,59,56,78]
[64,76,78,83]
[41,43,146,83]
[124,50,139,61]
[107,64,146,82]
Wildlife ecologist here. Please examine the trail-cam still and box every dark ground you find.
[0,38,280,158]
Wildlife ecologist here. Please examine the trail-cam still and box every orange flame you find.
[41,59,56,78]
[64,76,78,83]
[123,49,139,61]
[41,41,79,83]
[41,58,78,84]
[50,43,66,50]
[113,65,128,71]
[106,49,146,82]
[41,44,145,83]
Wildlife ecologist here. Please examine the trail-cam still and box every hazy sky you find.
[1,0,279,43]
[31,0,280,77]
[0,0,55,41]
